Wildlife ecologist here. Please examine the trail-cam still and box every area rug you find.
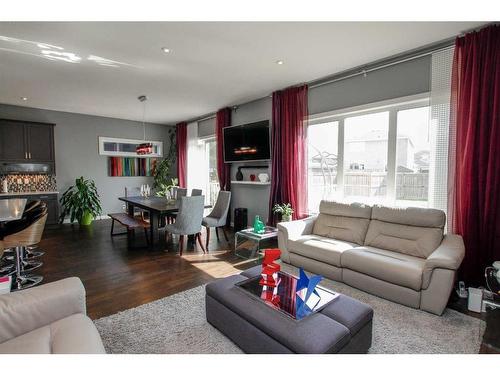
[94,264,486,354]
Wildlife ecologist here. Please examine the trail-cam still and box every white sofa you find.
[0,277,105,353]
[277,201,465,315]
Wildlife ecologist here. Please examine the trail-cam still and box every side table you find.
[234,226,278,261]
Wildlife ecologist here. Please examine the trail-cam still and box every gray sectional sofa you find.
[277,201,465,315]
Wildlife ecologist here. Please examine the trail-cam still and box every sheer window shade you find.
[429,48,454,226]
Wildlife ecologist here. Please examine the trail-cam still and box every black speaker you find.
[234,208,248,233]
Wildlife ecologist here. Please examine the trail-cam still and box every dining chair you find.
[164,195,206,256]
[176,188,188,199]
[191,189,203,196]
[166,187,188,224]
[202,191,231,251]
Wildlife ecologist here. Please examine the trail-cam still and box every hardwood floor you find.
[39,219,255,320]
[36,219,498,353]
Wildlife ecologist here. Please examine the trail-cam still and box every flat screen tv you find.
[223,120,270,163]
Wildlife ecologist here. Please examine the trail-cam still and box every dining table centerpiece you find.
[155,177,179,204]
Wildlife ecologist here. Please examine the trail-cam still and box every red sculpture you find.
[259,248,281,287]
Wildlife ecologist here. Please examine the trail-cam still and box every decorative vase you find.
[281,214,292,222]
[253,215,265,234]
[258,173,269,182]
[250,174,256,181]
[236,168,244,181]
[79,210,94,226]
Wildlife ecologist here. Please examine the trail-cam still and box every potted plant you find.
[153,128,176,192]
[59,177,102,226]
[272,203,294,222]
[156,177,179,201]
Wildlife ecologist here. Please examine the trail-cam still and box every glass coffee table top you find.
[236,271,339,320]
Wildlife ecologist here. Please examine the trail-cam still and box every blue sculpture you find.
[295,268,323,319]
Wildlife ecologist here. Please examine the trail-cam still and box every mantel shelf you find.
[231,180,271,186]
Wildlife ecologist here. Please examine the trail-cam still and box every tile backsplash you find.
[0,174,57,193]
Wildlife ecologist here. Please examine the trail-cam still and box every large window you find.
[307,96,441,212]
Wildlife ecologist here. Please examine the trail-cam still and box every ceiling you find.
[0,22,484,124]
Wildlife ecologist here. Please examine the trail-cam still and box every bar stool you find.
[1,201,48,290]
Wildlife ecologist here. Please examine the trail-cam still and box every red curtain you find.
[216,108,231,191]
[176,121,187,188]
[268,84,309,225]
[450,25,500,285]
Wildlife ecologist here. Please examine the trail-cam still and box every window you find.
[307,121,338,211]
[344,112,389,204]
[307,95,442,213]
[203,137,220,207]
[395,107,431,207]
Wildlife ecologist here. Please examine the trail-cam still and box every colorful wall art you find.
[108,157,158,177]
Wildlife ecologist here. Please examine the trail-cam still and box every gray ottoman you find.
[206,266,373,354]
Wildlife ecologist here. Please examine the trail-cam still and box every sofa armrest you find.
[422,234,465,289]
[277,216,317,263]
[0,277,86,344]
[277,215,317,241]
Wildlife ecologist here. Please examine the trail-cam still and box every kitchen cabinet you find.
[0,119,55,163]
[0,120,26,161]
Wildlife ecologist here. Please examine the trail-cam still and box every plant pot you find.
[79,211,94,226]
[281,215,292,222]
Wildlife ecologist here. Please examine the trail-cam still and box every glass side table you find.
[234,226,278,261]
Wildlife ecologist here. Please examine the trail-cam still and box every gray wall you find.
[0,103,174,214]
[309,56,431,115]
[222,56,431,225]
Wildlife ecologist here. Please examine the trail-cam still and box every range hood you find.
[0,163,54,174]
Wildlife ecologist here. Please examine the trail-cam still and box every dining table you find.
[118,195,211,248]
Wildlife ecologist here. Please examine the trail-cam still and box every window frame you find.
[307,93,431,210]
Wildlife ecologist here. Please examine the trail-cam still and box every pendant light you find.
[136,95,153,155]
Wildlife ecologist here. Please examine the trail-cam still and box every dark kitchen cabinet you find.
[36,194,59,225]
[0,119,55,163]
[0,121,26,161]
[26,123,54,161]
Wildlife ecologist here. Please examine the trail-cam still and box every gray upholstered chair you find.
[176,188,188,199]
[191,189,203,196]
[165,187,188,224]
[164,195,206,255]
[202,191,231,250]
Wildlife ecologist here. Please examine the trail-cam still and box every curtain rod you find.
[185,23,491,125]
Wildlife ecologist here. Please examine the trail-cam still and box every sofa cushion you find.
[312,201,371,245]
[288,235,357,267]
[371,205,445,228]
[364,206,445,258]
[0,314,106,354]
[341,246,425,291]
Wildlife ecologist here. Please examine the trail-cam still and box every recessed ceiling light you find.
[161,47,171,53]
[276,60,284,65]
[21,97,28,101]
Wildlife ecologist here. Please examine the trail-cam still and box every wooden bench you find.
[108,213,150,246]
